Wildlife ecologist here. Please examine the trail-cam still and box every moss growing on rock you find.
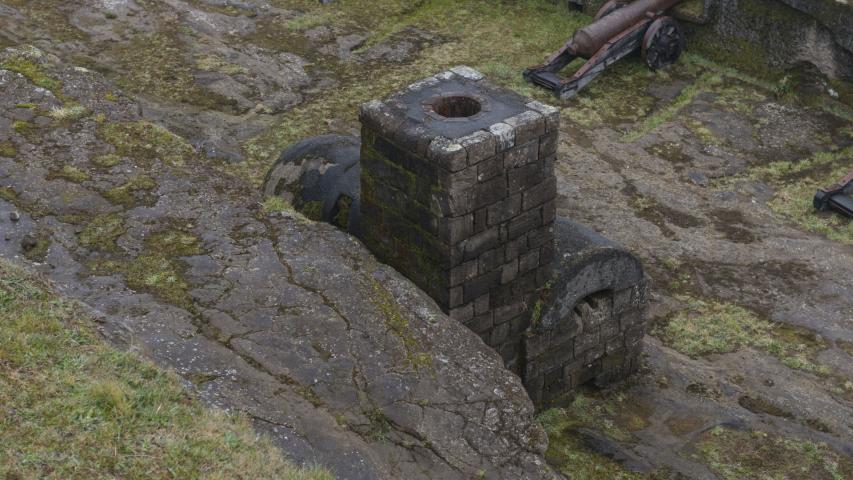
[103,175,157,206]
[0,51,62,92]
[126,254,192,308]
[12,120,32,135]
[107,32,237,110]
[0,141,16,158]
[656,296,831,375]
[79,213,126,252]
[331,195,353,230]
[49,165,90,183]
[99,121,195,167]
[300,200,324,221]
[195,55,248,76]
[718,147,853,244]
[367,276,431,371]
[145,229,203,257]
[21,236,51,263]
[0,187,17,202]
[695,426,852,480]
[537,392,654,479]
[91,153,122,169]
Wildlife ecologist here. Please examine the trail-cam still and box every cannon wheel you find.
[642,16,685,71]
[593,0,626,21]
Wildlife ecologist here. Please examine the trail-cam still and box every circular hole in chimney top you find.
[431,95,482,118]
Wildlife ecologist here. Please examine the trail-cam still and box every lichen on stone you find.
[367,275,432,370]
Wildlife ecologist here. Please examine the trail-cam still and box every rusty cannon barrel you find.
[570,0,684,58]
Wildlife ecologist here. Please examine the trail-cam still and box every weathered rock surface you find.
[2,1,852,478]
[0,48,559,480]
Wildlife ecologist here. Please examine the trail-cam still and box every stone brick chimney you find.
[358,66,559,372]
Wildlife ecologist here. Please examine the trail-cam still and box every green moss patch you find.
[21,236,51,263]
[2,1,87,42]
[79,213,126,252]
[0,259,332,480]
[0,141,16,158]
[0,187,17,202]
[623,73,722,142]
[718,147,853,244]
[656,298,768,356]
[99,121,195,167]
[107,32,237,110]
[195,54,248,75]
[48,165,90,183]
[126,254,192,308]
[694,426,851,480]
[145,229,203,257]
[0,51,62,92]
[91,153,122,169]
[655,296,831,375]
[538,392,655,479]
[565,60,662,130]
[103,175,157,206]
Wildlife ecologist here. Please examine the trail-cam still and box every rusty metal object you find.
[573,0,683,57]
[814,169,853,219]
[594,0,626,21]
[524,0,685,98]
[642,16,685,70]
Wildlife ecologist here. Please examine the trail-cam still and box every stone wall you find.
[689,0,853,80]
[523,219,649,407]
[358,68,560,373]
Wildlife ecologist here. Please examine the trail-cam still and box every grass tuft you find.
[0,259,334,480]
[656,296,831,375]
[696,426,851,480]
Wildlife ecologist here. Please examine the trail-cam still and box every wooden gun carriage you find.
[525,0,687,98]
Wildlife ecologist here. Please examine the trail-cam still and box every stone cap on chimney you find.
[359,66,559,174]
